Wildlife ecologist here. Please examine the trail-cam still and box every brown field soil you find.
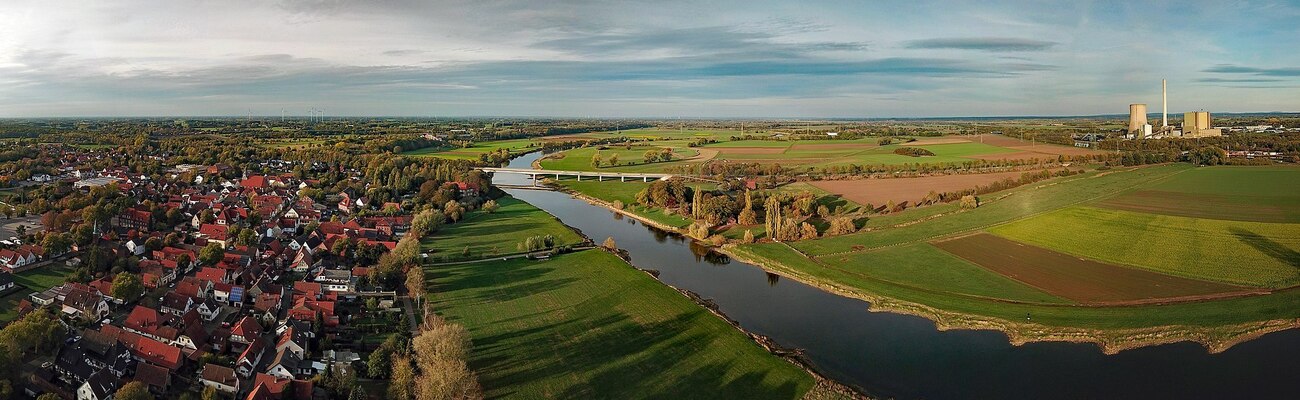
[713,147,788,154]
[932,234,1252,304]
[808,170,1034,206]
[1006,144,1106,156]
[967,151,1055,161]
[900,137,971,146]
[973,134,1033,147]
[789,143,877,151]
[1097,190,1300,223]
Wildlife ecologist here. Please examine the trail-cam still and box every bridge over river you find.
[479,167,675,182]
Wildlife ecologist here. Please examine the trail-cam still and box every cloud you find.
[1202,64,1300,77]
[905,37,1057,52]
[530,25,866,59]
[1195,77,1284,83]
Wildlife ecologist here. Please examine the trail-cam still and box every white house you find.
[199,364,240,394]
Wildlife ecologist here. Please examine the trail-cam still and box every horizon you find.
[2,1,1298,117]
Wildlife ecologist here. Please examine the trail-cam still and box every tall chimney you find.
[1162,79,1168,129]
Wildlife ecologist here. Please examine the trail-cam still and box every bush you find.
[893,147,935,157]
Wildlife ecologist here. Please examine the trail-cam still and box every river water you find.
[495,152,1300,399]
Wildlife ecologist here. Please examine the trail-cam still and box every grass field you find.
[0,263,76,324]
[788,164,1192,256]
[989,206,1300,288]
[1097,166,1300,222]
[934,234,1247,303]
[419,196,586,260]
[825,243,1067,304]
[538,145,698,172]
[428,248,813,399]
[725,163,1300,334]
[553,179,700,228]
[404,139,537,160]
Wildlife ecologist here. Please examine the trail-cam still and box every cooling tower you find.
[1129,104,1148,134]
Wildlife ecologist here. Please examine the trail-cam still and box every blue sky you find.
[0,0,1296,117]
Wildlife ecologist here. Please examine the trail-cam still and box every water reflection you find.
[766,272,781,286]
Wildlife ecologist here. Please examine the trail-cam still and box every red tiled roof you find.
[134,336,183,370]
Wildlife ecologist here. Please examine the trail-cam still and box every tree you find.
[175,253,193,269]
[444,200,465,222]
[481,199,499,214]
[737,190,758,225]
[37,394,61,400]
[591,153,603,168]
[742,229,755,243]
[607,153,619,166]
[406,266,426,306]
[115,381,151,400]
[201,385,219,400]
[198,243,225,265]
[643,150,658,164]
[960,195,979,209]
[0,204,12,219]
[826,216,857,236]
[389,354,416,400]
[800,222,819,240]
[602,237,617,249]
[144,236,163,251]
[111,272,144,301]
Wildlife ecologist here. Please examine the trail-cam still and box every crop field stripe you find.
[989,206,1300,288]
[932,234,1251,304]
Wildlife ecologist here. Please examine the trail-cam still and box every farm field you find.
[933,234,1249,304]
[1096,165,1300,222]
[536,131,1102,173]
[403,138,537,160]
[989,206,1300,288]
[538,145,700,172]
[419,195,585,260]
[826,243,1068,304]
[726,163,1300,334]
[553,179,699,228]
[808,169,1047,207]
[428,249,813,399]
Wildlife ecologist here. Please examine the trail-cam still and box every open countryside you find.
[4,1,1300,399]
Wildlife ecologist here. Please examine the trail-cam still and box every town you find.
[0,130,491,399]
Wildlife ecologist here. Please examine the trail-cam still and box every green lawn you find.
[990,206,1300,288]
[12,263,77,290]
[554,179,699,228]
[826,243,1068,304]
[428,249,813,399]
[420,196,586,260]
[403,139,537,160]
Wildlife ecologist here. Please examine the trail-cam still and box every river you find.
[495,152,1300,399]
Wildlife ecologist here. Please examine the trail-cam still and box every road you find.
[0,214,43,241]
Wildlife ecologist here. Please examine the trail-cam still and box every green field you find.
[0,263,76,324]
[726,163,1300,334]
[428,247,813,398]
[404,138,537,160]
[539,145,699,173]
[419,196,586,260]
[827,243,1068,304]
[1098,166,1300,222]
[553,179,698,228]
[992,206,1300,288]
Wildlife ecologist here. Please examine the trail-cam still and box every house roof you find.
[134,362,171,389]
[201,364,239,386]
[248,373,313,400]
[133,336,182,370]
[232,316,262,338]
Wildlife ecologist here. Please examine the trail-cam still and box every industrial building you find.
[1124,79,1221,139]
[1128,104,1148,138]
[1183,111,1222,137]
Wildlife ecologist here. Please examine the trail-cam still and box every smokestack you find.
[1162,79,1167,129]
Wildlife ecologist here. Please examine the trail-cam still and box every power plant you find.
[1125,79,1221,139]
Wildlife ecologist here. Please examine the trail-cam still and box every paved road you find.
[0,214,43,240]
[399,296,420,334]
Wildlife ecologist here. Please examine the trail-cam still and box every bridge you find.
[479,167,675,182]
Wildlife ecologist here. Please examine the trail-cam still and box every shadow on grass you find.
[1230,228,1300,270]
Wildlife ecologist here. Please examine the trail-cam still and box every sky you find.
[1,0,1297,118]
